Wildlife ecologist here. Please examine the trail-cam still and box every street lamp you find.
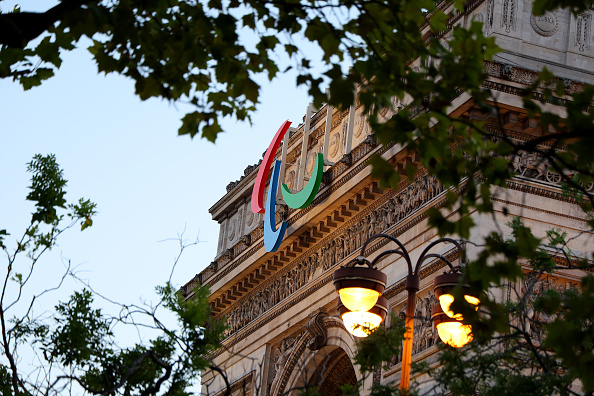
[431,304,474,348]
[333,263,387,312]
[333,233,477,391]
[433,272,480,320]
[338,296,388,338]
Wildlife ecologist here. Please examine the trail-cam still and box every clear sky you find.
[0,3,314,324]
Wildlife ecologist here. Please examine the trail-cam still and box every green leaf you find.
[429,11,448,32]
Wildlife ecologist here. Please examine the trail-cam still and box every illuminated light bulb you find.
[436,321,473,348]
[464,295,480,305]
[338,287,381,313]
[439,294,480,320]
[341,311,383,338]
[338,296,388,338]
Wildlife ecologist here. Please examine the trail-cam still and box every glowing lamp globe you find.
[339,287,381,313]
[338,296,388,338]
[434,273,479,320]
[333,265,387,312]
[431,304,473,348]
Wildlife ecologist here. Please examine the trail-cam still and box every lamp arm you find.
[416,253,456,275]
[342,256,373,268]
[370,249,412,273]
[414,237,465,275]
[360,233,413,272]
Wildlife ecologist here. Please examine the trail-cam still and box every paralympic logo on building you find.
[251,121,324,252]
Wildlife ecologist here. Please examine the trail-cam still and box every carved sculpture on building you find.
[306,311,329,351]
[329,133,341,158]
[510,150,594,191]
[531,11,559,36]
[268,332,304,395]
[484,0,495,35]
[218,223,225,253]
[223,173,444,337]
[575,13,592,52]
[502,0,517,33]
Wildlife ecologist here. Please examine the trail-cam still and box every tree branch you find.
[0,0,96,48]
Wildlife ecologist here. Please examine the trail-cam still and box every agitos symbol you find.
[251,120,324,252]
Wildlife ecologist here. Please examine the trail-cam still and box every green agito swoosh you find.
[281,153,324,209]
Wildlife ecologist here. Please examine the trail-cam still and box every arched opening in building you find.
[304,347,357,395]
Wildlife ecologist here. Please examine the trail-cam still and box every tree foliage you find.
[0,155,225,395]
[2,0,594,394]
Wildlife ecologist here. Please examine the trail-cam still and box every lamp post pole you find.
[356,234,465,391]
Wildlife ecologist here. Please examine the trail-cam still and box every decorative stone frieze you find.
[221,173,444,337]
[483,61,584,94]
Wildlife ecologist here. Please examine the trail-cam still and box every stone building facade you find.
[182,1,594,394]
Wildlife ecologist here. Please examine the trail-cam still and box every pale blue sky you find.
[0,3,314,321]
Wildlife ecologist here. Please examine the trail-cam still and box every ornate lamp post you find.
[333,233,478,391]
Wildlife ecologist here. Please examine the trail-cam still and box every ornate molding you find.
[220,173,445,337]
[306,310,329,351]
[483,61,585,94]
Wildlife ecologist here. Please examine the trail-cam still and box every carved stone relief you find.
[531,11,558,36]
[286,170,296,190]
[475,12,484,25]
[223,173,444,337]
[238,209,244,238]
[329,133,341,158]
[306,147,318,177]
[268,331,305,395]
[341,119,349,150]
[510,150,594,191]
[246,209,254,227]
[267,317,348,396]
[307,349,357,396]
[378,96,402,122]
[483,61,583,94]
[501,0,517,33]
[218,222,225,253]
[484,0,495,35]
[306,311,329,351]
[228,219,236,241]
[354,112,366,138]
[214,127,582,336]
[575,13,592,52]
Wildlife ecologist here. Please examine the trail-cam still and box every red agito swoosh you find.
[251,120,291,214]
